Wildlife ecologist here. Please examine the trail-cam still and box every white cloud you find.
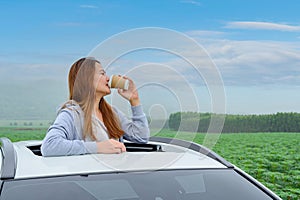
[180,0,201,6]
[225,21,300,32]
[55,22,82,27]
[185,30,226,37]
[202,39,300,85]
[80,5,98,9]
[0,61,68,82]
[103,35,300,87]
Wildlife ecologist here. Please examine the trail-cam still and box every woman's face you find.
[94,62,111,97]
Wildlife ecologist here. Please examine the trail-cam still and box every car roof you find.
[1,137,232,179]
[1,137,283,200]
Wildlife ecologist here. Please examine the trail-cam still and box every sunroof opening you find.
[27,142,163,156]
[27,145,42,156]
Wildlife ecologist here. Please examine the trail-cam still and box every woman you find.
[41,57,150,156]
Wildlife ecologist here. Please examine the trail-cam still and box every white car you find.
[0,137,281,200]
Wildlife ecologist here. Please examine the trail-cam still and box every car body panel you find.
[12,140,226,179]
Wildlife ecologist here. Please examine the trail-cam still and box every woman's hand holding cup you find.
[108,75,140,106]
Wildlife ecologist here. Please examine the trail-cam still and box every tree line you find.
[168,112,300,133]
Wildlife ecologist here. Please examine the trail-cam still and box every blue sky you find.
[0,0,300,119]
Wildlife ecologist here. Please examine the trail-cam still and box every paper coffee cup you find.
[108,75,129,90]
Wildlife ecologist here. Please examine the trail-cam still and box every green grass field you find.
[0,127,299,199]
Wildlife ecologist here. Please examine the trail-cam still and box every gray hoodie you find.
[41,101,149,156]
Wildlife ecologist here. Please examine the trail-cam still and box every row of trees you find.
[8,121,53,127]
[169,112,300,133]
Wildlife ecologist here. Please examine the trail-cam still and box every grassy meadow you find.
[0,127,299,199]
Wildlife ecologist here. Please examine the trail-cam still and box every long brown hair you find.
[67,57,124,140]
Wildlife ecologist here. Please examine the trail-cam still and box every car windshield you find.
[1,169,272,200]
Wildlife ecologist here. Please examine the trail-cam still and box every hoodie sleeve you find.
[41,109,98,156]
[113,105,150,143]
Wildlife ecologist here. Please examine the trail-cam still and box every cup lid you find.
[124,80,129,90]
[108,75,113,88]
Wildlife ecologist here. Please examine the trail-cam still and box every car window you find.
[1,169,273,200]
